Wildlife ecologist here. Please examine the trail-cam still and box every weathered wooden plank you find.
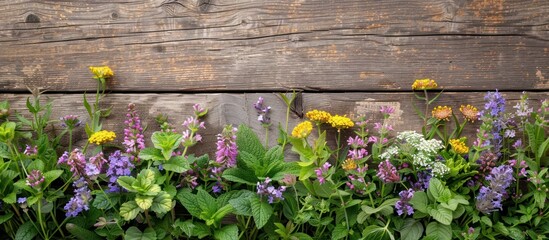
[2,92,546,156]
[0,0,547,92]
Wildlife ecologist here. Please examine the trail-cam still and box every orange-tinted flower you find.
[432,106,452,121]
[450,138,469,154]
[306,110,332,123]
[460,104,479,122]
[412,79,438,90]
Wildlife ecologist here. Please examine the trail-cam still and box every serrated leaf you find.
[0,143,10,159]
[401,219,423,240]
[117,176,136,192]
[429,206,452,225]
[425,222,451,240]
[331,224,348,240]
[250,196,273,229]
[508,227,525,240]
[428,178,451,203]
[92,193,113,210]
[229,195,253,216]
[197,189,217,218]
[493,222,509,236]
[151,191,172,214]
[138,148,164,161]
[236,125,266,160]
[15,221,38,240]
[192,222,211,238]
[173,219,195,237]
[151,131,183,160]
[481,216,492,227]
[66,223,102,240]
[361,198,399,216]
[409,191,428,213]
[162,155,189,173]
[176,189,201,217]
[120,201,141,221]
[213,224,238,240]
[125,227,156,240]
[362,225,391,240]
[135,195,154,210]
[43,169,63,187]
[27,159,44,172]
[222,168,258,185]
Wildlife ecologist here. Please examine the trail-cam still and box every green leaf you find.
[92,192,114,210]
[176,189,201,217]
[117,176,136,192]
[83,93,93,118]
[0,142,10,159]
[508,227,525,240]
[361,198,399,216]
[151,131,183,160]
[120,201,141,221]
[264,146,284,165]
[331,224,348,240]
[425,222,451,240]
[43,170,63,187]
[229,194,253,216]
[162,155,189,173]
[0,212,14,225]
[428,206,453,225]
[236,125,266,159]
[409,191,428,213]
[125,227,157,240]
[250,196,273,229]
[400,220,423,240]
[213,224,238,240]
[222,168,258,185]
[217,190,254,207]
[27,159,44,172]
[138,148,165,161]
[151,191,173,214]
[534,191,546,209]
[480,216,492,227]
[493,222,509,236]
[428,178,451,203]
[173,219,195,237]
[192,222,211,238]
[362,225,391,240]
[135,195,154,210]
[66,223,102,240]
[15,221,38,240]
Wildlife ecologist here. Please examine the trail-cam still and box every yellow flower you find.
[89,130,116,145]
[460,104,479,122]
[291,121,313,138]
[89,66,114,79]
[432,106,452,121]
[328,115,354,130]
[450,139,469,154]
[412,78,438,90]
[342,159,357,171]
[306,110,332,123]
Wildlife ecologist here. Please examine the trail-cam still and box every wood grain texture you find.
[1,0,547,92]
[3,92,547,156]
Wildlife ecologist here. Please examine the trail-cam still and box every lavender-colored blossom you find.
[380,106,395,115]
[193,103,207,117]
[256,177,286,204]
[395,189,414,216]
[476,165,514,214]
[315,162,331,184]
[84,163,100,180]
[214,126,238,170]
[514,92,533,118]
[212,182,223,193]
[17,197,27,204]
[412,171,432,190]
[23,145,38,156]
[347,136,366,149]
[26,170,45,188]
[479,90,506,153]
[106,151,134,192]
[347,136,368,160]
[60,115,82,129]
[123,103,145,162]
[64,177,92,217]
[182,116,206,132]
[377,160,400,183]
[253,97,272,125]
[512,139,522,149]
[181,129,202,147]
[58,149,86,178]
[89,152,107,173]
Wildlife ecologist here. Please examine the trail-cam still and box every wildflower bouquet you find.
[0,69,548,240]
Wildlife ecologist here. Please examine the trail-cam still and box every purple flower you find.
[193,103,207,117]
[84,163,100,180]
[479,90,506,153]
[60,115,82,129]
[106,151,134,192]
[380,106,395,115]
[212,182,223,193]
[347,136,366,149]
[412,171,432,191]
[23,145,38,156]
[26,170,45,188]
[476,165,514,214]
[395,189,415,216]
[315,162,331,184]
[123,103,145,162]
[182,116,206,132]
[512,140,522,149]
[58,149,86,178]
[64,177,92,217]
[253,97,272,125]
[377,160,400,183]
[257,177,286,204]
[214,126,238,170]
[17,197,27,204]
[89,152,107,173]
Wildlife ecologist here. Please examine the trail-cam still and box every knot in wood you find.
[25,14,40,23]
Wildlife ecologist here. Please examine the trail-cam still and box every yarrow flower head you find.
[450,138,469,154]
[412,78,438,90]
[342,159,357,171]
[253,97,272,125]
[292,121,313,138]
[60,115,82,129]
[432,106,452,121]
[89,130,116,145]
[123,103,145,162]
[106,150,134,192]
[460,105,479,122]
[395,189,415,216]
[306,110,332,123]
[328,115,354,130]
[377,160,400,183]
[256,177,287,204]
[64,177,92,217]
[26,170,45,189]
[89,66,114,80]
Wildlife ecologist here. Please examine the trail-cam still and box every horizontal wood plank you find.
[3,92,547,156]
[0,0,547,92]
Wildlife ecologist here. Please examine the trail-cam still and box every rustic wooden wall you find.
[0,0,548,152]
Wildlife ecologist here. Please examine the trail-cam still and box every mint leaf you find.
[151,131,183,160]
[250,196,273,229]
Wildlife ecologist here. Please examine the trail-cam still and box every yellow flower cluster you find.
[328,115,354,130]
[89,130,116,145]
[89,66,114,79]
[432,106,452,121]
[412,78,438,90]
[306,110,332,123]
[449,139,469,154]
[460,104,479,122]
[291,121,313,138]
[342,159,357,171]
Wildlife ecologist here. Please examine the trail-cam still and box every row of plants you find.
[0,68,548,240]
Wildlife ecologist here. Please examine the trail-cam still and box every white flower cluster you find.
[380,131,448,177]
